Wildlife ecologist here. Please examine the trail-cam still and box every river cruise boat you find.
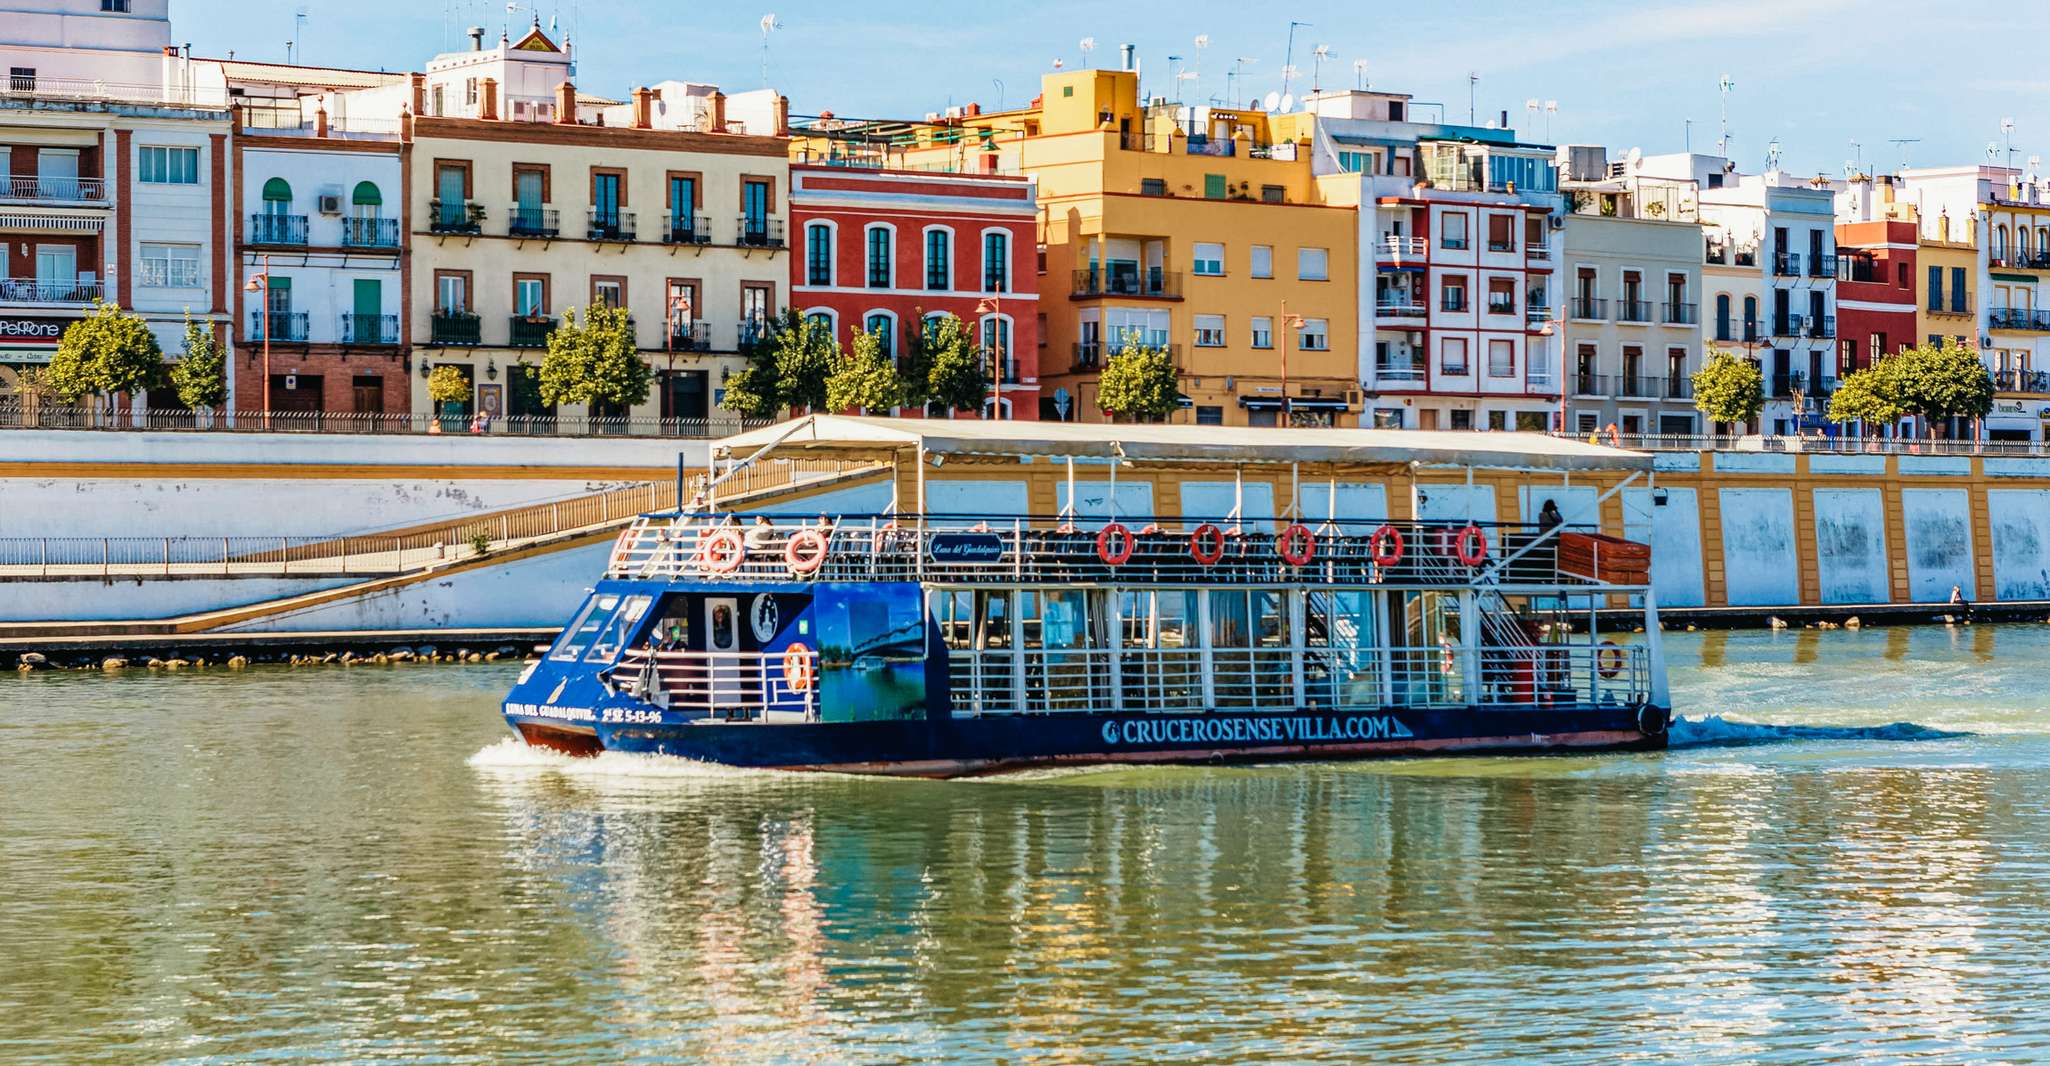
[503,417,1672,777]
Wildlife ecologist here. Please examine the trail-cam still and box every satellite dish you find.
[1626,146,1642,173]
[1280,93,1294,113]
[1262,90,1280,112]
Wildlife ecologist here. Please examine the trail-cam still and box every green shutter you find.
[351,181,382,206]
[267,276,290,291]
[262,177,292,201]
[353,278,380,317]
[1203,173,1226,199]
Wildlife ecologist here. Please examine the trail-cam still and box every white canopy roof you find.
[717,416,1649,473]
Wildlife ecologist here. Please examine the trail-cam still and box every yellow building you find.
[858,69,1359,426]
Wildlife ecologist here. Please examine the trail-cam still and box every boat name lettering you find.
[927,532,1008,564]
[506,702,595,723]
[1101,714,1415,746]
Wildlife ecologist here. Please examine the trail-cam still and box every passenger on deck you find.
[1538,499,1564,533]
[746,515,778,549]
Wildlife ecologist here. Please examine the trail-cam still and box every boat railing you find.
[609,647,818,721]
[945,642,1649,717]
[608,513,1621,589]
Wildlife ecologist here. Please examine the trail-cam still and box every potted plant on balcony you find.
[46,299,163,426]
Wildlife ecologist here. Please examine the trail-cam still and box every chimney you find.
[965,102,980,117]
[632,86,652,129]
[479,77,498,120]
[774,94,790,136]
[555,80,576,124]
[1500,109,1509,129]
[1120,43,1135,71]
[709,90,726,133]
[467,25,484,50]
[409,72,426,116]
[314,104,328,138]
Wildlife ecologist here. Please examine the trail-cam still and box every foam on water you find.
[465,737,774,779]
[1668,714,1971,749]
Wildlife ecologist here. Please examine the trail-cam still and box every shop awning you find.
[1239,396,1352,411]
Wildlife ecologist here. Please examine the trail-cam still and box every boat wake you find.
[466,737,775,779]
[1668,714,1971,749]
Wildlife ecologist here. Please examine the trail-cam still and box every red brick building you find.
[789,163,1039,418]
[1833,219,1918,375]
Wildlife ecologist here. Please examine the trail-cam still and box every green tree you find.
[918,312,989,413]
[1096,336,1181,422]
[719,349,781,419]
[168,313,227,417]
[826,326,906,414]
[718,308,839,418]
[1692,346,1764,430]
[46,299,163,417]
[1893,338,1993,435]
[426,364,471,412]
[1827,358,1906,427]
[537,304,652,412]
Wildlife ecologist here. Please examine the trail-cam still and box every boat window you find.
[1156,591,1197,649]
[585,595,652,664]
[1118,589,1152,647]
[976,591,1011,649]
[1254,591,1289,649]
[552,593,621,660]
[933,590,975,650]
[708,601,738,652]
[1040,590,1091,650]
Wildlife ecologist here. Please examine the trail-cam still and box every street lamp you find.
[1279,300,1304,427]
[242,253,271,430]
[976,295,1004,420]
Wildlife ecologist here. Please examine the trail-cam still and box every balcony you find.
[1616,300,1653,323]
[1808,253,1838,278]
[1704,241,1728,266]
[1804,315,1836,340]
[429,311,481,345]
[1375,361,1426,383]
[1441,294,1469,313]
[1072,342,1103,370]
[341,216,399,248]
[1525,363,1557,392]
[1486,297,1516,316]
[1773,314,1805,339]
[1526,246,1553,263]
[667,321,711,351]
[1990,307,2050,332]
[1374,299,1427,321]
[1614,375,1658,399]
[1769,370,1834,399]
[1734,247,1758,267]
[737,320,771,350]
[1526,305,1552,325]
[1995,368,2050,394]
[588,207,635,242]
[339,312,399,345]
[508,205,559,239]
[428,199,485,235]
[509,315,555,347]
[1377,235,1427,261]
[1662,302,1698,325]
[3,173,106,202]
[248,213,308,246]
[0,277,101,303]
[247,310,309,342]
[1573,373,1608,398]
[1837,255,1883,283]
[737,215,785,248]
[1487,239,1516,253]
[1773,252,1802,277]
[1569,297,1607,321]
[2012,252,2050,272]
[663,212,710,245]
[1072,269,1183,300]
[1928,295,1972,317]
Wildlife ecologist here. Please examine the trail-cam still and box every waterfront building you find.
[1295,90,1562,432]
[784,150,1040,418]
[879,64,1359,427]
[1895,165,2050,440]
[1828,175,1921,436]
[199,60,409,421]
[0,0,233,417]
[398,25,791,431]
[1555,146,1703,436]
[1641,153,1837,435]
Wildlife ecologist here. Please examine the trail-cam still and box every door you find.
[703,597,744,710]
[352,374,383,416]
[37,148,78,199]
[592,172,620,233]
[666,370,708,422]
[351,278,381,343]
[436,165,466,224]
[35,245,75,301]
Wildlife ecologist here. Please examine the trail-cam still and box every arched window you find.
[922,310,951,345]
[2022,227,2033,261]
[982,230,1010,292]
[980,314,1013,382]
[804,308,835,337]
[1742,296,1758,339]
[261,177,292,213]
[866,225,893,288]
[864,311,894,356]
[805,223,833,286]
[924,227,952,290]
[1994,225,2009,261]
[1714,293,1731,340]
[350,181,381,209]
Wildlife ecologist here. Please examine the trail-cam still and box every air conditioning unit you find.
[317,193,343,215]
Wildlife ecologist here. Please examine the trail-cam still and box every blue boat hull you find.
[510,704,1670,778]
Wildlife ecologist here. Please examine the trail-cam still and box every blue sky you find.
[186,0,2043,177]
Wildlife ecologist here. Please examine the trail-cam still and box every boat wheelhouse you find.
[503,417,1671,776]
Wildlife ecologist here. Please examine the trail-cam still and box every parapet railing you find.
[0,401,770,439]
[1571,432,2050,457]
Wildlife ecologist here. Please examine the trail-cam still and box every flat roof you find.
[718,416,1650,473]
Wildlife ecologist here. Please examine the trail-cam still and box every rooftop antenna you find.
[1849,140,1863,174]
[992,78,1004,111]
[2002,117,2017,170]
[1167,54,1182,100]
[290,6,308,64]
[1888,138,1920,171]
[1717,73,1735,158]
[759,14,781,88]
[1192,34,1209,102]
[1766,137,1782,172]
[1351,58,1368,91]
[1467,70,1478,124]
[1079,37,1096,69]
[1684,118,1693,153]
[1229,57,1256,108]
[1310,45,1329,93]
[1280,20,1312,102]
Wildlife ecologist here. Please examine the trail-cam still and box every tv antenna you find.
[2002,117,2018,169]
[1228,56,1256,108]
[758,14,781,88]
[289,6,309,64]
[1467,70,1478,124]
[1888,138,1920,171]
[1280,20,1312,102]
[1717,73,1735,158]
[1352,58,1368,91]
[1310,45,1330,93]
[1079,37,1096,69]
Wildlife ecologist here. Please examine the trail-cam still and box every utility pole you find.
[1279,301,1304,427]
[244,254,272,430]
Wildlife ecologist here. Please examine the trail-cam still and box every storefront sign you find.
[0,316,72,349]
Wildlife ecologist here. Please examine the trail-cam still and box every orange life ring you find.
[697,528,746,574]
[1454,523,1489,566]
[1096,522,1135,566]
[784,528,829,574]
[1276,523,1316,566]
[783,643,814,692]
[1189,523,1227,565]
[1597,641,1626,679]
[1369,524,1405,566]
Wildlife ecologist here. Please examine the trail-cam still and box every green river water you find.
[4,623,2050,1064]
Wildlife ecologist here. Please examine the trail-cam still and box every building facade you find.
[1557,147,1704,436]
[788,162,1040,418]
[1830,176,1921,429]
